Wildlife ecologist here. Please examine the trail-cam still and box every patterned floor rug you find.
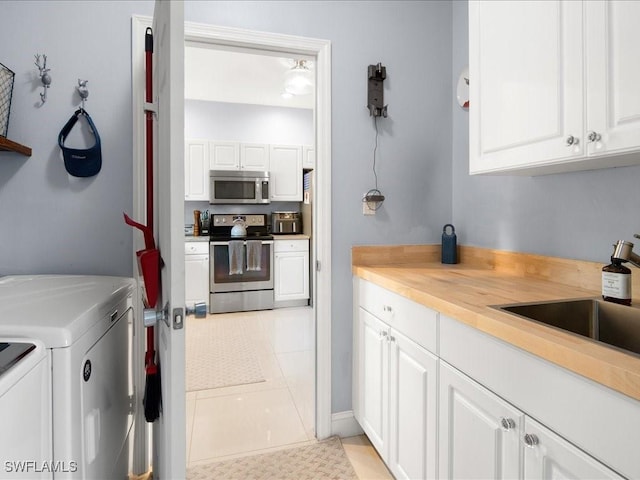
[187,437,358,480]
[186,316,265,391]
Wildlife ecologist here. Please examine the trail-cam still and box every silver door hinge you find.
[316,260,321,272]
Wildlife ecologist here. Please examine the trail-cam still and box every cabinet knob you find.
[383,305,393,313]
[523,433,539,448]
[587,131,601,143]
[389,335,396,343]
[379,330,388,339]
[500,417,516,431]
[565,135,579,146]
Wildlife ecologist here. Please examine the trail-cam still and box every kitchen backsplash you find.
[184,201,302,229]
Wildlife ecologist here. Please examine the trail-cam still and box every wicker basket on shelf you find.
[0,62,15,138]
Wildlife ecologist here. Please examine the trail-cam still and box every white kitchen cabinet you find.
[240,143,269,171]
[274,238,309,307]
[440,313,638,479]
[209,141,269,171]
[269,144,303,201]
[524,417,623,479]
[354,278,438,480]
[439,361,623,480]
[185,241,209,308]
[357,307,388,457]
[303,145,315,170]
[585,1,640,159]
[439,362,525,480]
[185,139,209,201]
[388,327,438,480]
[209,141,240,170]
[469,0,640,175]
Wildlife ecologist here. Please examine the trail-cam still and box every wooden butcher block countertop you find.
[352,245,640,402]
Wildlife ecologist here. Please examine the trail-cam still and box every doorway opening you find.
[181,24,332,466]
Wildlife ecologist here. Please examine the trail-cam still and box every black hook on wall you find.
[367,63,387,118]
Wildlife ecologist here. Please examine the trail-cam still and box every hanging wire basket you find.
[0,62,15,138]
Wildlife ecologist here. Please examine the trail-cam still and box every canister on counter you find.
[442,224,457,264]
[193,210,201,236]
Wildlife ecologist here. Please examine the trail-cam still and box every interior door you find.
[151,1,186,478]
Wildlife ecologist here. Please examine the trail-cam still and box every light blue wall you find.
[183,1,454,413]
[185,100,314,145]
[451,1,640,264]
[0,1,452,416]
[0,1,154,276]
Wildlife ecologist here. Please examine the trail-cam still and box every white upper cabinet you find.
[240,143,270,171]
[269,144,303,201]
[185,139,209,201]
[585,1,640,158]
[303,145,315,170]
[470,0,640,175]
[209,141,240,170]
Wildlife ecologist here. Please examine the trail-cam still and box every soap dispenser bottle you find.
[602,257,631,306]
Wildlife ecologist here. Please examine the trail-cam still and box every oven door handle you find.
[210,240,274,246]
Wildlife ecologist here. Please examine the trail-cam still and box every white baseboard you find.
[331,410,363,438]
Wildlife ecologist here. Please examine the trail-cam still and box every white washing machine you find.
[0,275,135,480]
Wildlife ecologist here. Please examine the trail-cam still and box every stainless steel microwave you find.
[209,170,270,204]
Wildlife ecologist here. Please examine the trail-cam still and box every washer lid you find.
[0,275,134,348]
[0,338,47,395]
[0,342,35,375]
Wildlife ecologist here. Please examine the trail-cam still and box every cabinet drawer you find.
[358,278,438,354]
[185,241,209,255]
[274,239,308,253]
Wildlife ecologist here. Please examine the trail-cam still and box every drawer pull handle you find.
[500,417,515,431]
[523,433,539,448]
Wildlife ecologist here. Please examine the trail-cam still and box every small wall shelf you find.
[0,137,32,156]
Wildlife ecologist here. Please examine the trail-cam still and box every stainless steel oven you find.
[209,170,270,204]
[208,214,274,314]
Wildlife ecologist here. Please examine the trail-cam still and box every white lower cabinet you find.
[358,308,388,455]
[439,361,623,480]
[524,417,623,480]
[354,278,438,480]
[388,327,437,480]
[185,242,209,308]
[274,238,309,307]
[353,277,635,480]
[439,362,523,480]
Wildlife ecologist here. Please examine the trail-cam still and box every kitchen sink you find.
[495,298,640,357]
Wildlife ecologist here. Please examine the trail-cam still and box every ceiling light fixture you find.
[284,59,313,96]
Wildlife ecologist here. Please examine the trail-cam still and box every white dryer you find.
[0,339,51,479]
[0,275,135,480]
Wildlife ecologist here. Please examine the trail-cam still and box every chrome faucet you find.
[612,234,640,268]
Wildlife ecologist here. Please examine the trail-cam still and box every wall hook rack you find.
[34,54,51,104]
[76,79,89,110]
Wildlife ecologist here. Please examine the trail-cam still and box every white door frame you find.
[132,17,333,456]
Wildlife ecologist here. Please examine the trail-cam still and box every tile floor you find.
[185,306,392,479]
[186,307,316,466]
